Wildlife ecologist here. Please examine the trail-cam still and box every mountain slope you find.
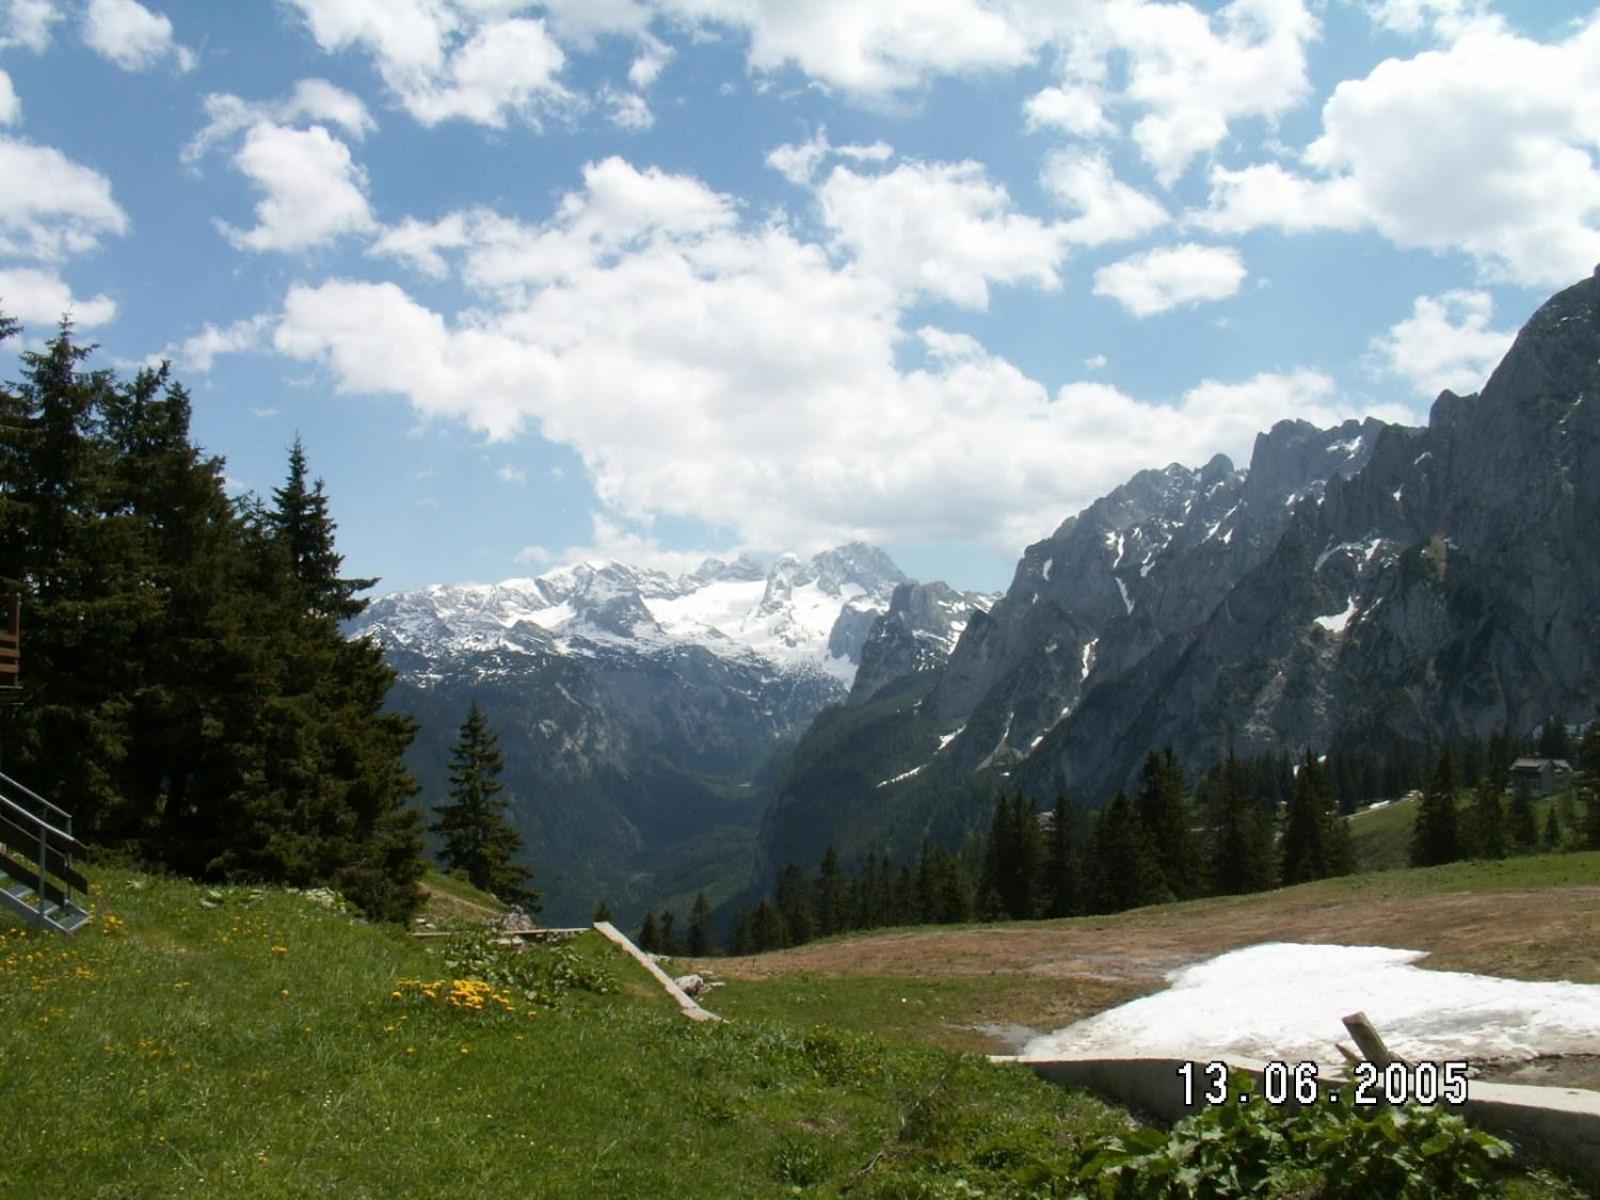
[353,545,991,921]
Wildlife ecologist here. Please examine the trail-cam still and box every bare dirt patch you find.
[703,882,1600,1054]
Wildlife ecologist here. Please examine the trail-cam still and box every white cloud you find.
[1042,149,1168,246]
[817,159,1066,308]
[766,128,895,186]
[602,86,653,130]
[1,0,62,53]
[0,70,18,124]
[81,0,194,72]
[1093,243,1247,316]
[271,158,1405,559]
[369,211,471,278]
[168,313,273,371]
[0,266,115,327]
[626,37,672,88]
[1018,0,1319,186]
[1362,0,1503,41]
[1368,289,1514,397]
[517,514,715,577]
[1189,17,1600,287]
[0,136,128,260]
[1023,83,1114,138]
[1084,353,1108,370]
[184,79,375,164]
[496,464,526,484]
[286,3,571,129]
[663,0,1034,97]
[220,122,374,253]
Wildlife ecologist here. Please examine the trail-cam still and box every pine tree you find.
[593,898,615,924]
[1042,797,1083,917]
[814,846,845,937]
[430,701,537,907]
[1508,777,1538,850]
[268,436,375,620]
[1135,748,1196,899]
[774,862,814,945]
[749,899,788,951]
[658,908,680,954]
[1409,747,1461,867]
[1092,790,1164,912]
[687,891,715,956]
[1206,754,1276,895]
[1468,779,1506,860]
[1542,807,1563,850]
[637,911,660,952]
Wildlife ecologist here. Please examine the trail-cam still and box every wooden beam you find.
[1342,1011,1399,1067]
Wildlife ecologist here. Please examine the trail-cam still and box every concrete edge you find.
[996,1055,1600,1192]
[592,921,722,1022]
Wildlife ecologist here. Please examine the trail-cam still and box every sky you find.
[1,0,1598,594]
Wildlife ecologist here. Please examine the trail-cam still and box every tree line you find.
[692,726,1599,957]
[0,322,427,919]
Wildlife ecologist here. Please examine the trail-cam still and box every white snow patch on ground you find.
[1115,577,1133,615]
[875,764,925,788]
[1020,943,1600,1066]
[1315,598,1359,634]
[1042,557,1053,581]
[937,726,966,751]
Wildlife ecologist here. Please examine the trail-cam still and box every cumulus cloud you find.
[516,514,716,577]
[0,69,18,124]
[285,2,571,129]
[183,79,375,164]
[1042,149,1168,246]
[271,157,1404,558]
[1018,0,1319,186]
[1,0,62,53]
[817,159,1066,308]
[1362,0,1503,41]
[1368,289,1515,397]
[496,464,527,484]
[167,313,274,371]
[1023,83,1114,138]
[81,0,194,72]
[765,128,894,187]
[601,86,652,130]
[664,0,1033,97]
[1093,243,1247,316]
[0,266,115,327]
[0,136,128,260]
[220,122,374,253]
[1189,17,1600,286]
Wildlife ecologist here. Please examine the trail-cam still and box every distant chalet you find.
[1508,757,1574,797]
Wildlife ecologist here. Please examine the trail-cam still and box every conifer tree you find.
[814,845,846,936]
[593,898,615,924]
[431,701,537,907]
[1134,748,1196,899]
[1409,747,1461,867]
[637,910,660,952]
[1508,777,1538,849]
[1043,796,1084,917]
[775,862,814,945]
[269,436,375,620]
[1092,790,1165,912]
[688,891,715,956]
[1206,754,1276,895]
[1542,807,1563,850]
[1281,752,1350,884]
[658,908,680,954]
[1468,779,1506,859]
[749,899,788,951]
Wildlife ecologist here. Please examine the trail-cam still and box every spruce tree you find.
[1508,778,1538,849]
[431,701,537,907]
[1134,748,1196,899]
[814,846,845,936]
[688,891,715,956]
[1043,796,1084,917]
[1206,754,1276,895]
[593,898,615,924]
[1468,779,1506,859]
[1409,747,1461,867]
[637,911,660,952]
[1092,790,1164,912]
[269,436,375,620]
[658,908,680,954]
[774,862,814,945]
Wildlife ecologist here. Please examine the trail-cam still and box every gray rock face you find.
[848,581,996,705]
[1016,268,1600,799]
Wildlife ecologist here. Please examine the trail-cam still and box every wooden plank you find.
[592,920,721,1022]
[0,809,87,882]
[0,850,70,911]
[1342,1011,1399,1067]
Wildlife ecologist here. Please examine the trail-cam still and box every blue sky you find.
[2,0,1597,593]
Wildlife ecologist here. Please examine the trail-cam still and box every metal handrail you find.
[0,788,74,846]
[0,768,70,825]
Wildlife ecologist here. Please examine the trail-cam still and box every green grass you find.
[0,870,1138,1198]
[1347,790,1590,873]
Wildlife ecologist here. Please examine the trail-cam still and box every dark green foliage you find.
[774,862,814,944]
[1509,778,1539,849]
[1542,806,1563,849]
[430,701,536,908]
[813,845,846,937]
[593,898,615,923]
[268,435,375,621]
[1135,748,1198,899]
[1537,716,1573,761]
[1204,754,1277,895]
[687,891,715,956]
[637,910,660,952]
[1092,789,1166,912]
[1281,752,1353,885]
[1410,748,1462,867]
[1468,779,1507,860]
[1042,797,1085,917]
[0,322,424,920]
[657,908,680,955]
[748,898,787,951]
